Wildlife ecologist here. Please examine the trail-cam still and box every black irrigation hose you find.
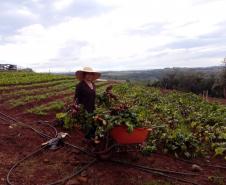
[111,159,200,185]
[0,111,95,158]
[176,157,226,170]
[110,159,199,176]
[1,111,225,185]
[202,164,226,169]
[64,142,96,158]
[137,168,200,185]
[6,141,96,185]
[37,120,58,138]
[0,115,13,124]
[0,112,96,157]
[45,158,97,185]
[0,112,51,139]
[0,111,97,185]
[6,145,48,185]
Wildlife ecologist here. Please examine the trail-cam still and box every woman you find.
[74,67,101,139]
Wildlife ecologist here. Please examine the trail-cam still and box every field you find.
[0,71,226,185]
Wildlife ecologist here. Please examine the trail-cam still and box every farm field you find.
[0,71,226,185]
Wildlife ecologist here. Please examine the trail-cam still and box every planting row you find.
[0,72,74,86]
[6,88,74,108]
[57,82,226,159]
[1,81,76,100]
[0,78,75,92]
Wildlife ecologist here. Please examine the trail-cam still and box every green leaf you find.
[214,147,226,156]
[56,112,67,120]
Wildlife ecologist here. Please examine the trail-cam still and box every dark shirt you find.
[74,80,96,113]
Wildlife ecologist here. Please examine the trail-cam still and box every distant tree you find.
[221,57,226,97]
[151,69,222,97]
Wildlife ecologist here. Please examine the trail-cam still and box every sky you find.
[0,0,225,72]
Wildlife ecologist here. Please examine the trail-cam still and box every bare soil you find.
[0,85,226,185]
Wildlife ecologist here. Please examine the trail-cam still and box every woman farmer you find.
[74,67,101,139]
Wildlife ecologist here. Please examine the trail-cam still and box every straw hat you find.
[75,67,101,81]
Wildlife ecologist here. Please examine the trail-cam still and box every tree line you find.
[151,59,226,98]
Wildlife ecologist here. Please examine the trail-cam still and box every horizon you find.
[44,65,222,74]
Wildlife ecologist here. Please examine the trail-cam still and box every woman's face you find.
[84,72,94,81]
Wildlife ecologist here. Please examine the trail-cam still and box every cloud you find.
[0,2,38,38]
[127,22,168,36]
[0,0,112,37]
[166,37,225,50]
[0,0,226,72]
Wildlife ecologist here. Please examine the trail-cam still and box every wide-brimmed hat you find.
[75,67,101,81]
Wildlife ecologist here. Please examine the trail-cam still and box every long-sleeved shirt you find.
[74,80,96,113]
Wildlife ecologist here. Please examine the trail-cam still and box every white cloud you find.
[53,0,74,10]
[0,0,225,72]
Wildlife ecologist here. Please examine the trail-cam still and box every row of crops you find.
[60,82,226,159]
[0,72,110,116]
[0,71,74,86]
[1,72,226,159]
[111,83,226,158]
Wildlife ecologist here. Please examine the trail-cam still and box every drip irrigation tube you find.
[45,159,97,185]
[110,159,200,185]
[7,146,47,185]
[0,112,51,139]
[1,111,225,185]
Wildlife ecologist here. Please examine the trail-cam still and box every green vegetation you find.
[0,71,73,86]
[1,81,75,98]
[59,82,226,159]
[7,88,74,107]
[101,66,226,98]
[1,71,226,159]
[27,95,74,115]
[0,78,75,91]
[95,81,110,88]
[0,72,78,115]
[27,100,66,115]
[113,83,226,158]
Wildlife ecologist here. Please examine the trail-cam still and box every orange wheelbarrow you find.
[93,125,152,159]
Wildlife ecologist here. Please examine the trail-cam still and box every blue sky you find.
[0,0,225,72]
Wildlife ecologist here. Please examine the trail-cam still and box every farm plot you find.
[1,72,226,185]
[0,71,74,86]
[109,83,226,159]
[0,72,110,119]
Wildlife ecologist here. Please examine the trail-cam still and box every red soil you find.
[0,84,225,185]
[206,97,226,105]
[0,106,226,185]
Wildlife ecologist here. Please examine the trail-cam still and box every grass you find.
[7,89,74,108]
[1,81,75,98]
[26,94,74,115]
[27,100,65,115]
[0,71,74,86]
[0,78,75,91]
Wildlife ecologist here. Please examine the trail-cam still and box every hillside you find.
[100,66,223,81]
[58,66,223,82]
